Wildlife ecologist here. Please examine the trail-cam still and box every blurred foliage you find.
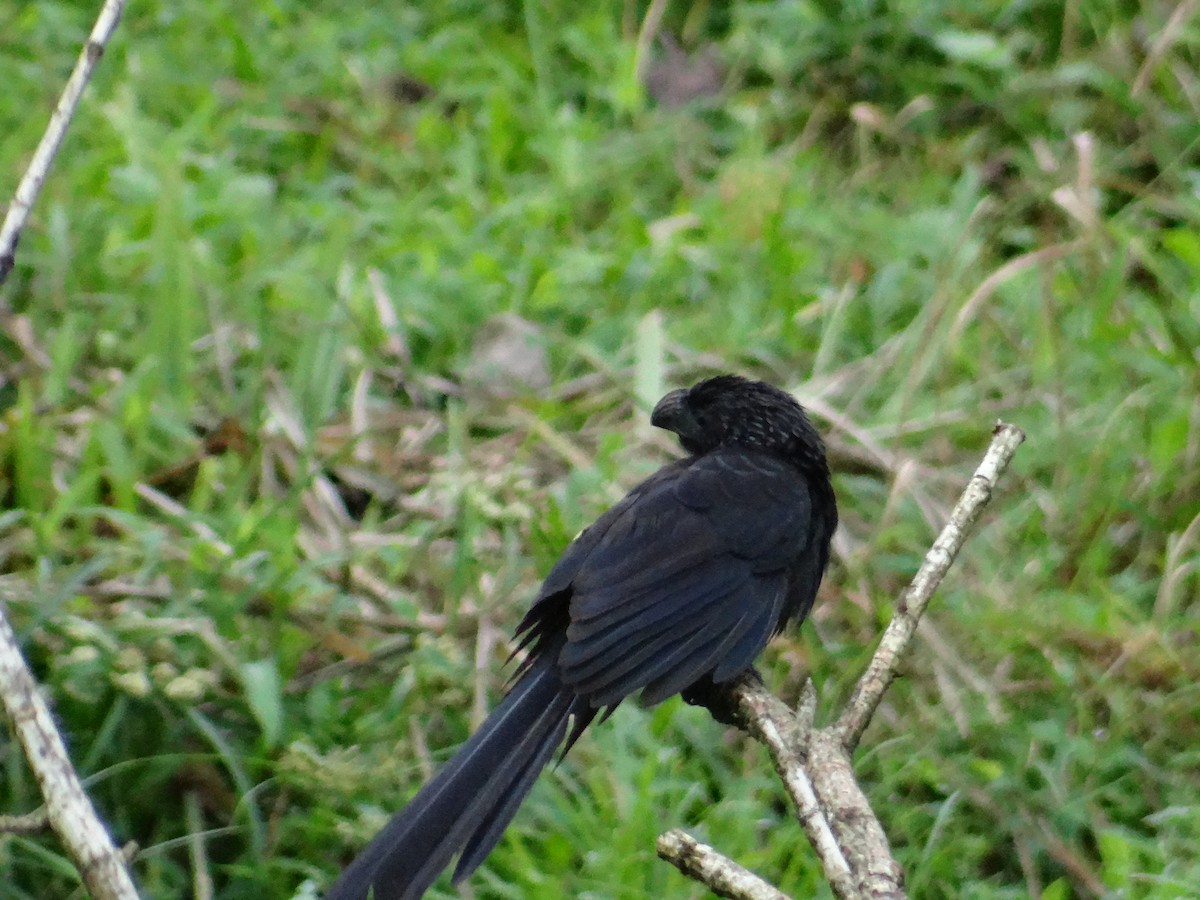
[1,1,1198,898]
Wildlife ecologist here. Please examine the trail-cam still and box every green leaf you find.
[241,658,284,748]
[634,309,665,415]
[934,30,1014,70]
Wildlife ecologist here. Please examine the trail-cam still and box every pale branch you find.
[0,807,50,835]
[687,670,902,900]
[656,829,793,900]
[662,422,1025,900]
[805,729,904,898]
[0,0,127,285]
[731,676,857,897]
[725,673,906,899]
[0,606,139,899]
[836,422,1026,750]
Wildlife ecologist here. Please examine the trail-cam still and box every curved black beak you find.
[650,388,689,431]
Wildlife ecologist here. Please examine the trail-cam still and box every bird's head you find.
[651,375,828,472]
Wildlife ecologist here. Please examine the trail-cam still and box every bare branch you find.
[656,829,793,900]
[837,423,1026,750]
[0,807,50,835]
[729,676,859,899]
[0,605,139,899]
[0,0,127,285]
[806,730,904,898]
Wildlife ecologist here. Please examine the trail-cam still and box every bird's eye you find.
[689,406,717,434]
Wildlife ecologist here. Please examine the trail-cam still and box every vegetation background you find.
[1,1,1198,897]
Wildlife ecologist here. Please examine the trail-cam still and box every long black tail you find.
[325,649,586,900]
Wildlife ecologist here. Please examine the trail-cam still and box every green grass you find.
[2,1,1199,897]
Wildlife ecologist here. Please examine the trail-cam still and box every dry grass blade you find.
[1132,0,1200,97]
[949,241,1084,342]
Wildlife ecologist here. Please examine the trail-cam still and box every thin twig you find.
[0,605,139,899]
[0,0,127,285]
[837,423,1026,750]
[656,829,793,900]
[0,807,50,835]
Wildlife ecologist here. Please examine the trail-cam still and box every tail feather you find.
[325,651,578,900]
[452,690,579,880]
[408,695,564,894]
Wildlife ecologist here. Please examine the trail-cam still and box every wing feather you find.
[581,594,751,707]
[564,565,746,650]
[712,577,788,682]
[551,450,816,707]
[638,586,779,705]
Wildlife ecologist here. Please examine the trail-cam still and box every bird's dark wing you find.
[536,450,817,709]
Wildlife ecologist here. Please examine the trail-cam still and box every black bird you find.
[326,375,837,900]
